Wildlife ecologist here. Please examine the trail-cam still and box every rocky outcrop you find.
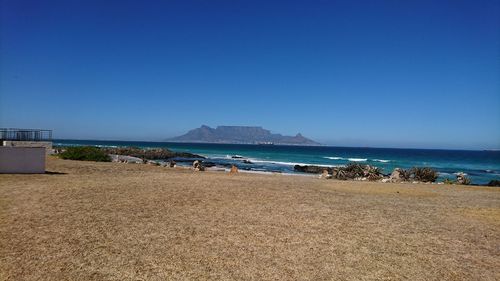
[390,168,402,182]
[193,160,205,171]
[487,180,500,187]
[294,165,332,174]
[455,172,471,185]
[201,161,217,168]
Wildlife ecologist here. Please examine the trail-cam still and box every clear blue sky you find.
[1,0,499,149]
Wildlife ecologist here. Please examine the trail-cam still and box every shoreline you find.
[54,143,500,185]
[121,158,488,186]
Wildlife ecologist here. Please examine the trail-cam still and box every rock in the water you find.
[230,165,239,174]
[202,161,217,168]
[243,160,253,164]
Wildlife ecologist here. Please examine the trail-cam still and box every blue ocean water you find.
[54,139,500,185]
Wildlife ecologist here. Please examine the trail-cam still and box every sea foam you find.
[348,158,367,162]
[373,159,390,163]
[324,156,345,160]
[324,156,388,163]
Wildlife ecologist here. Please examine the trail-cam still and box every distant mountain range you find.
[168,125,320,145]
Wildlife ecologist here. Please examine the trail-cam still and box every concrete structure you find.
[3,141,53,154]
[0,147,46,174]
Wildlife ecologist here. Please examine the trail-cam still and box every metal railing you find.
[0,128,52,142]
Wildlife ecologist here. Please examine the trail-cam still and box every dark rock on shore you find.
[200,161,217,168]
[102,147,205,160]
[294,165,332,174]
[487,179,500,187]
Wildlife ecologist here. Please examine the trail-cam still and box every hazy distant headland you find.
[167,125,320,145]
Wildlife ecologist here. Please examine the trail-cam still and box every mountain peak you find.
[168,125,320,145]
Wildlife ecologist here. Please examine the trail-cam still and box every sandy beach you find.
[1,157,499,280]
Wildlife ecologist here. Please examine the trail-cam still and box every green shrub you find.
[59,146,111,162]
[344,163,365,179]
[410,167,438,182]
[331,163,383,181]
[365,166,383,181]
[398,169,412,181]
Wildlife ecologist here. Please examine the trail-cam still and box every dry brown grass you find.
[0,157,499,280]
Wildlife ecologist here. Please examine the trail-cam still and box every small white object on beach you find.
[109,154,143,164]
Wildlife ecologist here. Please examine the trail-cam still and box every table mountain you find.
[168,125,320,145]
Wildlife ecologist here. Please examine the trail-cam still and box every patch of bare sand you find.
[0,157,499,280]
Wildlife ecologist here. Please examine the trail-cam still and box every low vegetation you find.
[398,169,412,181]
[59,146,111,162]
[101,146,204,160]
[410,167,439,182]
[297,163,442,183]
[331,163,383,181]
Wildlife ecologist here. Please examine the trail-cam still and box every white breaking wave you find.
[324,156,345,160]
[224,154,245,159]
[95,145,118,148]
[373,159,390,163]
[324,156,389,163]
[348,158,367,162]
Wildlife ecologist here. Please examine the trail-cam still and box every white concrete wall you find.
[2,141,53,154]
[0,147,46,174]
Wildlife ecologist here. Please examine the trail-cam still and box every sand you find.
[0,157,499,280]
